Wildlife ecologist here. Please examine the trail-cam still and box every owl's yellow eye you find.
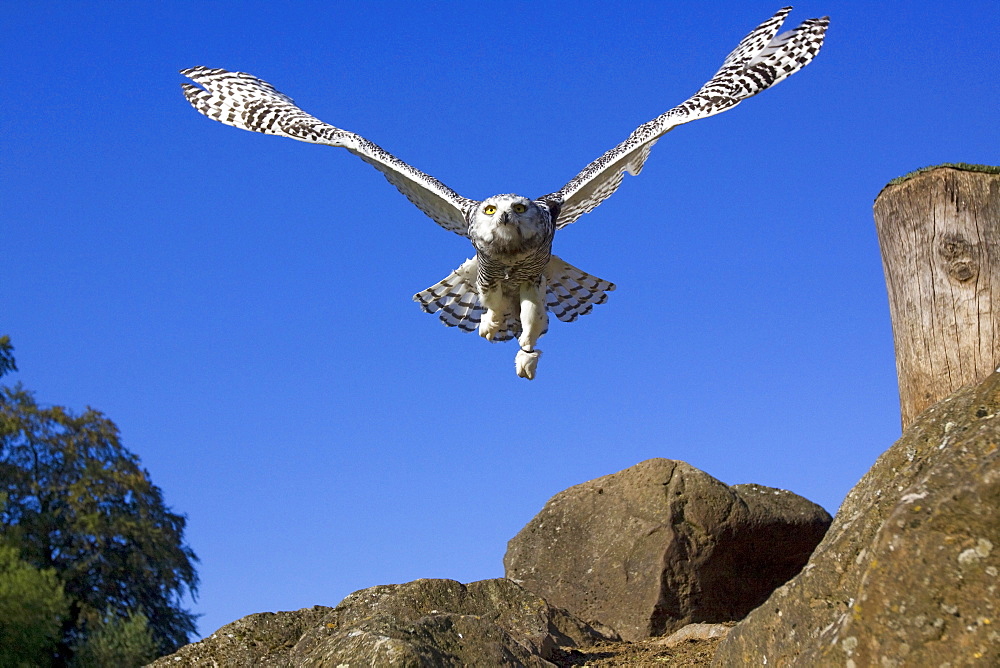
[512,203,527,214]
[484,205,497,215]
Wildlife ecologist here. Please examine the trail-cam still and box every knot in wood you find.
[938,234,979,283]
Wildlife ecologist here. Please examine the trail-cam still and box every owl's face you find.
[468,194,549,248]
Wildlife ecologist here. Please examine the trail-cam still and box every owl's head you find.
[468,194,549,248]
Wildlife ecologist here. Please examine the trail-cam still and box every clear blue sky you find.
[3,0,997,640]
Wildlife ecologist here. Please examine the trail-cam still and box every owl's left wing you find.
[180,67,475,237]
[544,7,829,229]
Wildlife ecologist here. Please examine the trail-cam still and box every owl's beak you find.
[497,211,511,225]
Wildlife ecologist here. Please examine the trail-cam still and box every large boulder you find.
[714,372,1000,666]
[503,458,831,641]
[150,578,613,667]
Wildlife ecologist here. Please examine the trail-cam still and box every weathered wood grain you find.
[875,166,1000,428]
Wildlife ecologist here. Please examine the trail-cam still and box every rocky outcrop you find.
[150,577,614,667]
[714,372,1000,666]
[504,458,831,641]
[656,622,732,647]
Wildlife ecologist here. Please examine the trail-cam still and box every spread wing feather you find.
[413,258,525,342]
[544,256,616,322]
[414,256,614,338]
[412,258,526,342]
[413,258,485,334]
[180,67,474,236]
[546,7,829,229]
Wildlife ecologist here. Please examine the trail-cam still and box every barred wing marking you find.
[546,7,829,229]
[413,258,525,342]
[414,255,614,337]
[544,256,616,322]
[180,67,475,237]
[413,258,485,333]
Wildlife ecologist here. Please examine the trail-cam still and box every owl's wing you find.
[180,67,475,237]
[544,7,829,229]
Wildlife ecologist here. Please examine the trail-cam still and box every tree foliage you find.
[0,351,199,660]
[0,540,71,667]
[71,610,158,668]
[0,336,15,380]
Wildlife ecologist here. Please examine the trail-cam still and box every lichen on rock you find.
[714,372,1000,666]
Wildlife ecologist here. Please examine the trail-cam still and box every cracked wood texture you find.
[875,167,1000,429]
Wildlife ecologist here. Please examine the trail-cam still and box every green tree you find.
[0,336,16,380]
[0,540,71,667]
[0,344,198,661]
[71,610,158,668]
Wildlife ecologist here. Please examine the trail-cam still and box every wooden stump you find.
[874,166,1000,429]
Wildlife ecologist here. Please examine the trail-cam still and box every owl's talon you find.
[479,323,498,340]
[479,309,503,340]
[515,348,541,380]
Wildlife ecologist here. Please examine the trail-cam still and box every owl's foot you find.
[515,348,541,380]
[479,309,503,341]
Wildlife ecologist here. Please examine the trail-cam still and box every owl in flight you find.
[181,7,827,379]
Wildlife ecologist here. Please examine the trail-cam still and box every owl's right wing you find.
[543,7,829,229]
[180,67,475,237]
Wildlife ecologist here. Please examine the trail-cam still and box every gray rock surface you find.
[150,577,613,667]
[714,372,1000,666]
[655,622,732,647]
[504,458,831,641]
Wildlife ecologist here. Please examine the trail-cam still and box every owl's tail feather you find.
[543,255,616,323]
[413,258,520,341]
[413,257,485,333]
[415,255,612,340]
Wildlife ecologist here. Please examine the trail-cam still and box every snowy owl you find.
[181,7,828,379]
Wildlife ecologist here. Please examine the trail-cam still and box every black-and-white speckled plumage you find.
[180,68,476,235]
[180,7,828,378]
[544,7,828,228]
[412,255,616,342]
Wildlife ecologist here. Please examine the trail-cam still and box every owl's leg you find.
[478,285,505,341]
[517,281,547,352]
[515,281,547,380]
